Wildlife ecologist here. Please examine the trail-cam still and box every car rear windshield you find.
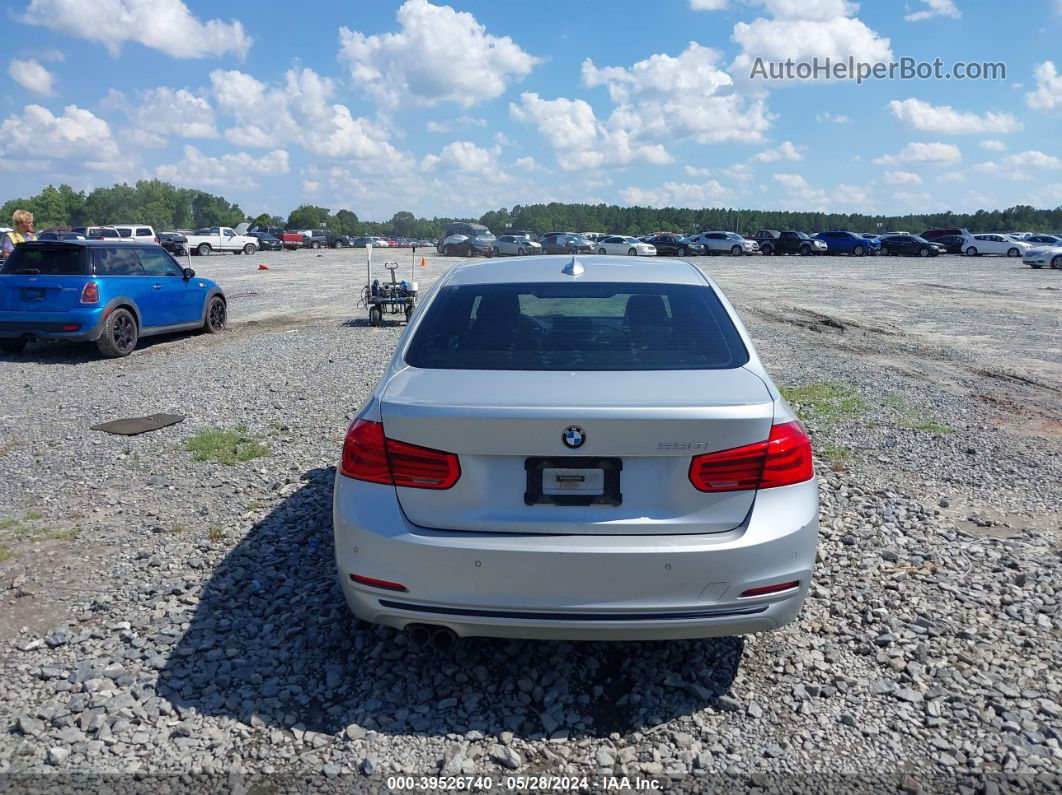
[406,281,749,371]
[1,246,86,275]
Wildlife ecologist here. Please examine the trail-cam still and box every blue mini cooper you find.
[0,240,226,357]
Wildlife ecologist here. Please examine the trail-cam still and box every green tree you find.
[333,209,360,235]
[287,204,331,230]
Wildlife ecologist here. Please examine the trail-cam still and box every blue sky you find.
[2,0,1061,220]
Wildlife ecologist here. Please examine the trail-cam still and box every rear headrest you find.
[625,294,667,323]
[475,292,520,323]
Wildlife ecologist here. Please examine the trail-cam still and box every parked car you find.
[538,233,593,255]
[933,235,967,255]
[595,236,656,256]
[72,226,124,241]
[333,254,818,641]
[248,225,305,250]
[580,233,608,246]
[437,223,492,254]
[112,225,157,244]
[37,230,86,242]
[502,229,537,242]
[693,231,759,256]
[920,227,971,242]
[303,229,349,249]
[158,232,188,256]
[877,234,946,257]
[643,233,702,257]
[248,233,282,252]
[491,235,542,256]
[185,226,259,256]
[443,233,496,257]
[963,234,1031,258]
[1022,234,1062,248]
[753,230,826,256]
[0,240,226,357]
[814,231,880,256]
[1022,245,1062,269]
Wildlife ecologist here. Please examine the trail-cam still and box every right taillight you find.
[80,281,100,304]
[340,419,460,489]
[689,420,813,493]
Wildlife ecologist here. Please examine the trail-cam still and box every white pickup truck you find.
[185,226,259,256]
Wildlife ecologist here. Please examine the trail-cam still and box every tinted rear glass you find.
[2,246,86,275]
[406,281,749,371]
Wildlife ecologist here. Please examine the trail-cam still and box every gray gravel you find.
[0,250,1059,793]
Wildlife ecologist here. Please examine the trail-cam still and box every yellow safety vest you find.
[2,231,35,248]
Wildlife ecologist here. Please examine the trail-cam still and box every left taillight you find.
[80,281,100,304]
[689,420,813,493]
[341,419,460,490]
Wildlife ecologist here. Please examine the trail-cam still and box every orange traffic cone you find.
[420,256,426,268]
[258,264,270,270]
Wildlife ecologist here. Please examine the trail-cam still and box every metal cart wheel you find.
[405,303,413,321]
[369,306,382,326]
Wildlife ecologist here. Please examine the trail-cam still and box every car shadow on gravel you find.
[158,467,743,740]
[4,332,205,364]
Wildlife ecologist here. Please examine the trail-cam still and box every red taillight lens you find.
[689,420,813,493]
[80,281,100,304]
[349,573,407,592]
[741,580,800,597]
[340,419,460,489]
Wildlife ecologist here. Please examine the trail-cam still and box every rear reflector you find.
[80,281,99,304]
[349,573,407,592]
[62,324,79,331]
[689,420,813,493]
[341,418,461,489]
[741,580,800,597]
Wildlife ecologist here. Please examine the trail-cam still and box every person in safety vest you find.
[1,209,37,259]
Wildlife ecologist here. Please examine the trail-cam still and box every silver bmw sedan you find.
[333,255,819,642]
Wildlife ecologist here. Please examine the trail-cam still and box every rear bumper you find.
[333,475,819,641]
[0,308,106,342]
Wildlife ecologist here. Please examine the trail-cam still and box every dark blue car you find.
[813,230,881,257]
[0,240,226,357]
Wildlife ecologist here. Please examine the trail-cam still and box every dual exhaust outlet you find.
[407,623,457,652]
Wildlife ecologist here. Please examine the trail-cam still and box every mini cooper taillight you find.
[80,281,100,304]
[341,419,460,489]
[689,421,813,493]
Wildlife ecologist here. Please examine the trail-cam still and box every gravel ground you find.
[0,249,1059,794]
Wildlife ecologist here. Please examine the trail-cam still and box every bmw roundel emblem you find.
[562,425,585,449]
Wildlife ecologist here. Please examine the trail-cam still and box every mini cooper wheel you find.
[0,338,26,354]
[443,245,454,256]
[678,247,690,257]
[204,296,226,333]
[96,308,138,358]
[197,243,211,256]
[333,240,345,249]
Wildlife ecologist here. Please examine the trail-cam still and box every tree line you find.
[4,181,1061,238]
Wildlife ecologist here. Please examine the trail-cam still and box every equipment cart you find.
[360,245,418,326]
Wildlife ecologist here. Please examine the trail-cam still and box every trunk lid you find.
[380,367,774,535]
[0,274,84,312]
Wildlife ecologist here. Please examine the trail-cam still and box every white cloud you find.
[816,112,851,124]
[8,58,55,95]
[768,171,873,211]
[887,98,1021,134]
[904,0,960,22]
[126,87,218,143]
[0,104,118,163]
[422,140,499,172]
[338,0,539,108]
[732,1,892,86]
[937,172,966,184]
[510,92,672,170]
[892,191,936,208]
[751,140,803,162]
[1026,61,1062,112]
[620,181,731,208]
[873,142,961,165]
[685,166,713,177]
[973,150,1061,180]
[884,170,922,185]
[154,144,289,190]
[301,180,320,194]
[20,0,251,59]
[425,115,486,133]
[210,67,408,168]
[577,43,772,150]
[723,162,754,180]
[980,139,1006,151]
[689,0,728,8]
[514,156,538,171]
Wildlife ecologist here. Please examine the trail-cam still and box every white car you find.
[963,234,1031,258]
[692,232,759,256]
[1022,245,1062,269]
[112,224,157,244]
[333,255,819,642]
[595,236,657,256]
[184,226,259,256]
[491,235,542,256]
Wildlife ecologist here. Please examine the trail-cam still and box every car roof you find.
[20,240,167,249]
[443,254,709,286]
